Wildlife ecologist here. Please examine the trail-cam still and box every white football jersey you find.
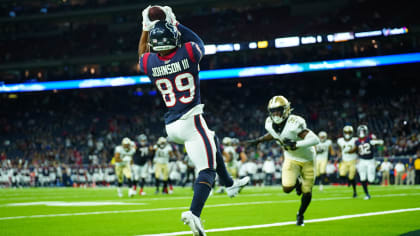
[154,144,173,164]
[224,146,239,167]
[315,139,332,160]
[265,114,316,162]
[115,144,136,166]
[337,137,358,161]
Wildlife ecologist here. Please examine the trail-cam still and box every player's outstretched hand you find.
[161,6,179,26]
[283,138,297,151]
[142,6,159,31]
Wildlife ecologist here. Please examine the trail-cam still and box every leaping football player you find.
[244,95,320,226]
[138,6,249,235]
[349,125,384,200]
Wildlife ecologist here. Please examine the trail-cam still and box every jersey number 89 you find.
[155,73,196,107]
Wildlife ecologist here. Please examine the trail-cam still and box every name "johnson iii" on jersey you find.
[151,59,190,77]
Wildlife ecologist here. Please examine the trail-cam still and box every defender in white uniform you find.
[245,95,319,226]
[315,131,334,190]
[114,137,136,197]
[153,137,174,194]
[337,125,358,198]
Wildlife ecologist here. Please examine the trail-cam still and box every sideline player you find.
[245,95,319,226]
[337,125,358,197]
[138,6,249,235]
[113,137,136,197]
[314,131,334,190]
[153,137,174,194]
[132,134,153,195]
[349,125,384,200]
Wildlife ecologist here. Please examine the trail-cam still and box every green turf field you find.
[0,185,419,236]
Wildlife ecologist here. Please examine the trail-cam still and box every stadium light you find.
[1,52,420,93]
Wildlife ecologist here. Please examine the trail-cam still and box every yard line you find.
[136,207,420,236]
[0,192,419,221]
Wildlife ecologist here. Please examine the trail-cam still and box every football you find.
[148,6,166,21]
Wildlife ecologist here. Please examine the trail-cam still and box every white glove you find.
[142,6,159,31]
[162,6,178,26]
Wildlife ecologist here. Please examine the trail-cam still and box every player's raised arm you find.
[177,24,205,54]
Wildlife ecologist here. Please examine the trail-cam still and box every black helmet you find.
[148,20,180,51]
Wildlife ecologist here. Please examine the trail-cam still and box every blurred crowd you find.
[1,0,418,83]
[1,66,420,187]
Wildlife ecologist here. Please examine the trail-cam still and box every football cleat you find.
[364,194,371,200]
[128,189,136,197]
[296,213,304,226]
[226,176,250,198]
[216,187,225,194]
[353,192,357,198]
[181,211,206,236]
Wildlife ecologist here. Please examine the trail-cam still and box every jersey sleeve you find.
[185,42,203,63]
[293,115,307,134]
[139,52,151,74]
[115,146,122,154]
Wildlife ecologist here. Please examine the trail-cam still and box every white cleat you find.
[226,176,250,198]
[128,189,136,197]
[181,211,206,236]
[118,192,123,198]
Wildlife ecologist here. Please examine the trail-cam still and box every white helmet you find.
[343,125,353,140]
[157,137,167,146]
[122,137,131,145]
[268,95,292,124]
[318,131,327,142]
[222,137,232,146]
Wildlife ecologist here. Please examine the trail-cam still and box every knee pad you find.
[196,169,216,188]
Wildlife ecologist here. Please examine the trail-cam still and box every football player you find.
[138,6,249,235]
[337,125,358,197]
[153,137,174,194]
[132,134,154,195]
[114,137,136,197]
[349,125,384,200]
[314,131,335,190]
[245,95,319,226]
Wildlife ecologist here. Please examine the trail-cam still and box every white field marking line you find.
[1,192,420,220]
[136,207,420,236]
[0,193,274,202]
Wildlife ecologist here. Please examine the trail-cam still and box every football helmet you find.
[148,20,180,51]
[318,131,327,142]
[357,125,368,138]
[157,137,167,148]
[222,137,232,146]
[137,134,147,145]
[343,125,353,140]
[267,95,292,124]
[122,137,131,149]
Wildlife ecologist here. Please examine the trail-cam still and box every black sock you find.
[163,180,168,192]
[298,192,312,216]
[362,181,369,195]
[339,176,347,185]
[350,178,357,193]
[127,178,132,188]
[140,178,145,189]
[132,180,137,188]
[214,136,234,187]
[320,174,326,185]
[190,169,215,217]
[155,178,160,191]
